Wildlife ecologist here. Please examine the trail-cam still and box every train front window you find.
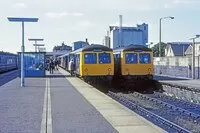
[84,53,97,64]
[139,53,151,64]
[99,53,111,64]
[125,53,137,64]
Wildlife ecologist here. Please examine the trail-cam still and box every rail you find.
[108,91,191,133]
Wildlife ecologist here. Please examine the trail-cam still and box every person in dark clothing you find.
[54,59,58,70]
[49,60,54,74]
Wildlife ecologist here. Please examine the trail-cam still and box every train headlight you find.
[108,68,111,75]
[125,68,129,75]
[148,68,151,74]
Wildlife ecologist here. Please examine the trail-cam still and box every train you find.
[59,44,154,90]
[0,52,18,73]
[59,44,114,82]
[113,44,153,79]
[112,44,154,89]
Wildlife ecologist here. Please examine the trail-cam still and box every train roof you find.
[113,44,152,52]
[71,44,112,54]
[58,52,71,58]
[0,51,17,56]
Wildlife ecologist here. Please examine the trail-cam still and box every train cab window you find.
[139,53,151,64]
[125,53,137,64]
[99,53,111,64]
[84,53,97,64]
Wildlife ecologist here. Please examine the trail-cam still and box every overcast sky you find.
[1,0,200,53]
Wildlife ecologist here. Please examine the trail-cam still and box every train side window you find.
[139,53,151,64]
[84,53,97,64]
[76,54,80,64]
[99,53,111,64]
[125,53,137,64]
[114,54,116,59]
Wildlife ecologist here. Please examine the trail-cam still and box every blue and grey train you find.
[0,52,18,73]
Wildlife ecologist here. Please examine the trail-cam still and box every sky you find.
[1,0,200,53]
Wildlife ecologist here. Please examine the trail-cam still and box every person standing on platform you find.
[69,59,74,76]
[49,59,54,74]
[54,59,59,70]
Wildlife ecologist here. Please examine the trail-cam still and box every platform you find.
[154,74,200,90]
[0,70,166,133]
[59,69,165,133]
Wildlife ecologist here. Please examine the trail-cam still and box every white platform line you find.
[40,78,47,133]
[47,78,52,133]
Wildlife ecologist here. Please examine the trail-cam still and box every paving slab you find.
[0,77,45,133]
[48,71,117,133]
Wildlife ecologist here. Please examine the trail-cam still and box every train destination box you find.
[18,52,46,77]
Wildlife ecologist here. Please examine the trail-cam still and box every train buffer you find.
[0,70,165,133]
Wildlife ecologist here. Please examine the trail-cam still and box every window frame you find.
[139,53,151,64]
[98,53,111,64]
[84,53,97,64]
[125,53,138,64]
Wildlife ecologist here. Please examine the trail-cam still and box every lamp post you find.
[8,17,39,87]
[159,16,174,57]
[28,38,44,52]
[189,35,200,79]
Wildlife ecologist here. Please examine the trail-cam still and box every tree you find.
[151,42,167,57]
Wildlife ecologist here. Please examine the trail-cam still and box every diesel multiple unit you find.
[59,44,114,82]
[59,44,154,89]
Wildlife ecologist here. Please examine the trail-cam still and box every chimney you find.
[107,31,109,36]
[119,15,123,47]
[86,38,88,43]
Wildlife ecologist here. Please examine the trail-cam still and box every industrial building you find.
[72,39,89,51]
[104,23,148,49]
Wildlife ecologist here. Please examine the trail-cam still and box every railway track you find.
[0,69,19,87]
[108,91,199,133]
[161,83,200,104]
[146,92,200,116]
[60,67,200,132]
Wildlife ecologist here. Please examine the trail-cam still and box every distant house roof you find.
[168,42,192,45]
[167,42,191,56]
[53,43,72,51]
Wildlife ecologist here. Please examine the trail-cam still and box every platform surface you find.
[60,69,166,133]
[154,74,200,90]
[0,70,166,133]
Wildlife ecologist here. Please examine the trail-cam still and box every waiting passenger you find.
[49,60,54,74]
[54,59,58,70]
[69,59,74,76]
